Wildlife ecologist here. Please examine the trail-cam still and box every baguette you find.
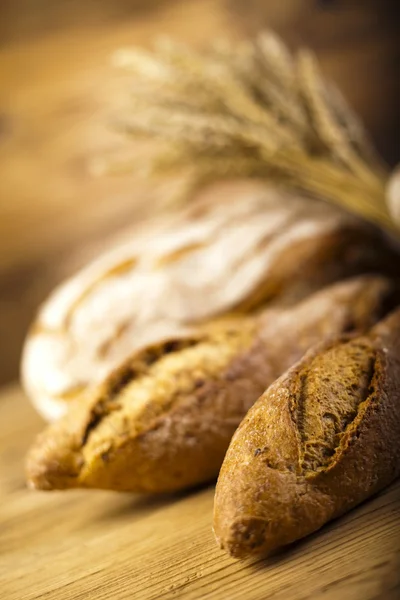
[26,275,399,493]
[21,181,400,422]
[213,309,400,558]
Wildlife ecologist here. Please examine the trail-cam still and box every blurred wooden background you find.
[0,0,399,386]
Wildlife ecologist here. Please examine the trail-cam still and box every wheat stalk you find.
[106,31,398,234]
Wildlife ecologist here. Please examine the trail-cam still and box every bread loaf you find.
[21,181,400,422]
[213,309,400,558]
[26,275,399,493]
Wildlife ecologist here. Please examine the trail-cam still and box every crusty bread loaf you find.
[21,181,400,422]
[213,309,400,558]
[26,275,400,493]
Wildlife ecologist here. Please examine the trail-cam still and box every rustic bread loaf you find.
[26,275,400,493]
[213,309,400,558]
[21,181,400,422]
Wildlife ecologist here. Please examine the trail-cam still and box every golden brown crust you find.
[27,321,261,492]
[26,276,400,493]
[213,309,400,558]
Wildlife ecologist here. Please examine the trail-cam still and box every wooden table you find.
[1,3,400,597]
[1,384,399,600]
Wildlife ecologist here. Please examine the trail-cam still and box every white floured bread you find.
[21,181,399,421]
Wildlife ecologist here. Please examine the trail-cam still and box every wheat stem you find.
[105,32,398,236]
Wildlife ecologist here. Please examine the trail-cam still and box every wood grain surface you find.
[0,0,399,387]
[1,384,399,600]
[1,4,399,597]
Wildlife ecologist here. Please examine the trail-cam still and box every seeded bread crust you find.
[213,309,400,558]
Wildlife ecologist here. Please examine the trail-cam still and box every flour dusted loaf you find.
[26,276,400,493]
[21,181,400,422]
[213,309,400,558]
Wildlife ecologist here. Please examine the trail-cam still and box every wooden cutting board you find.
[1,384,399,600]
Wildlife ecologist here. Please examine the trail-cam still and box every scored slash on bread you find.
[26,275,400,493]
[213,308,400,558]
[21,182,400,423]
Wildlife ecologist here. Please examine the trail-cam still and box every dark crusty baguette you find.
[213,308,400,558]
[26,276,400,493]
